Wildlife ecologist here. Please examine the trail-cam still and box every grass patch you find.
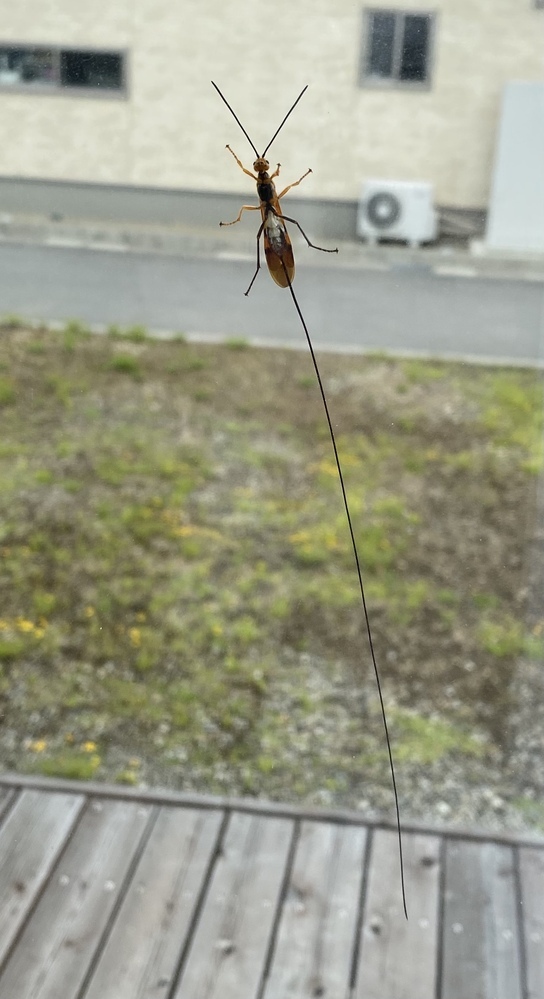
[0,377,16,406]
[0,324,541,810]
[29,751,101,780]
[393,710,488,765]
[107,354,143,378]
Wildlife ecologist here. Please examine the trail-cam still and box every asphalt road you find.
[1,242,544,364]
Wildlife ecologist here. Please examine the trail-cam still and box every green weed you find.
[394,711,488,765]
[107,355,142,378]
[62,319,91,351]
[0,377,16,406]
[125,324,148,343]
[225,337,250,350]
[31,751,101,780]
[0,314,25,330]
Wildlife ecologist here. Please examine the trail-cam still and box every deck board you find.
[355,830,440,999]
[85,806,223,999]
[173,811,293,999]
[0,789,84,967]
[519,845,544,999]
[441,840,523,999]
[0,775,542,999]
[0,797,152,999]
[263,820,367,999]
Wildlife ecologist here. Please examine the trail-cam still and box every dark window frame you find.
[0,43,127,98]
[359,8,436,90]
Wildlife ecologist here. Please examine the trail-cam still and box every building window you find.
[0,44,125,95]
[60,51,123,90]
[361,9,434,87]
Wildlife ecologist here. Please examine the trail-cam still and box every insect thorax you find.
[257,179,274,204]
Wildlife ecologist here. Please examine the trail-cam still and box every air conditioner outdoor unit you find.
[357,180,438,246]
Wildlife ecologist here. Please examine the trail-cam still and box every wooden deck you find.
[0,774,543,999]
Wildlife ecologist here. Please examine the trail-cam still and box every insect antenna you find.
[262,85,308,157]
[211,82,309,161]
[211,81,259,158]
[280,261,408,921]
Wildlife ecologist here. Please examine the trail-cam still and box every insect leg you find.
[269,163,282,180]
[277,168,312,199]
[225,145,258,180]
[244,219,265,297]
[219,205,260,227]
[277,212,339,254]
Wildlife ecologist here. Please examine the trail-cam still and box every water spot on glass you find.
[502,928,513,941]
[530,931,541,943]
[137,807,148,817]
[59,874,70,887]
[91,801,103,812]
[104,880,116,892]
[419,918,429,929]
[182,889,193,899]
[452,922,463,934]
[215,938,235,955]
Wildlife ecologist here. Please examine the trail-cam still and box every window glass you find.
[362,9,433,86]
[400,14,430,82]
[60,51,123,90]
[368,11,396,78]
[0,46,54,86]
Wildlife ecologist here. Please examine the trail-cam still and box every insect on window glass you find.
[212,81,408,918]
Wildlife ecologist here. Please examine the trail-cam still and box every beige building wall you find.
[0,0,542,209]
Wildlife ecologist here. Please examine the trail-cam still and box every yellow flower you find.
[84,605,95,618]
[289,530,311,544]
[82,740,97,753]
[29,739,47,753]
[129,627,141,647]
[211,623,223,637]
[16,617,34,633]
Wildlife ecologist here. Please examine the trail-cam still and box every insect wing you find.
[264,238,294,287]
[264,228,295,287]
